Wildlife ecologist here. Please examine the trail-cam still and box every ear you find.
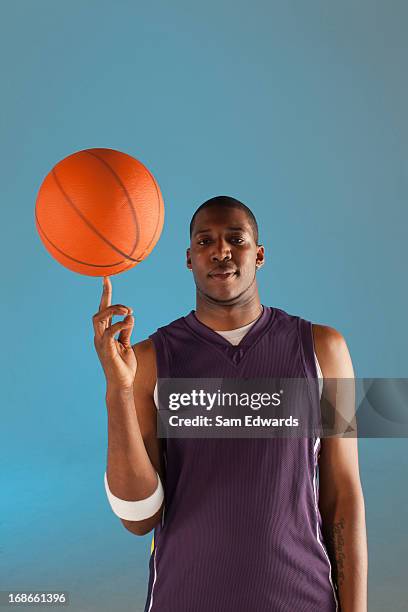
[186,248,192,270]
[255,245,265,270]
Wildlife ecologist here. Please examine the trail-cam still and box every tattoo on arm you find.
[325,517,346,588]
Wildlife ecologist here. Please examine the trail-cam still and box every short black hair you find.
[189,195,259,244]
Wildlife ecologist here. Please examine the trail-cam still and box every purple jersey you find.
[144,306,339,612]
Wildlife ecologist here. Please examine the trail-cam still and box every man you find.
[93,196,368,611]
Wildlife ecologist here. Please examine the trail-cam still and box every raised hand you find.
[92,276,137,392]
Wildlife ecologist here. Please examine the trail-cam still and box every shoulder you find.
[312,323,344,350]
[132,337,156,358]
[312,323,354,377]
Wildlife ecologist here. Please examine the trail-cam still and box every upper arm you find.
[312,324,364,514]
[131,338,163,480]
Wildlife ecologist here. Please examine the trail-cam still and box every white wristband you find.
[104,471,164,521]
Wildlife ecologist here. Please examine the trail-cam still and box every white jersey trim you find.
[146,547,158,612]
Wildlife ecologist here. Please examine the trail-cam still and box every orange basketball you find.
[35,148,164,276]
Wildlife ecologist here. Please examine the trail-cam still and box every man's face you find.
[187,207,264,304]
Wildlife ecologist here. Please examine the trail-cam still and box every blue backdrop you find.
[1,1,407,610]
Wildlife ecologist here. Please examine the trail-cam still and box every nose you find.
[210,237,232,262]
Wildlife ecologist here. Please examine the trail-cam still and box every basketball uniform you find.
[144,306,339,612]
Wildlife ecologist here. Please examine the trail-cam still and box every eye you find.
[230,237,245,244]
[197,238,212,246]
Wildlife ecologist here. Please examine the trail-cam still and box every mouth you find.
[208,271,237,281]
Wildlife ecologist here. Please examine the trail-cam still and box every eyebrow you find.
[194,226,247,236]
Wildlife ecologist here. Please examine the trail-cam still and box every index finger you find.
[99,276,112,312]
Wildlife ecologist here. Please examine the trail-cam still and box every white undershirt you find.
[153,318,323,408]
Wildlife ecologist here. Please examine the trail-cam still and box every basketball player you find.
[93,196,368,611]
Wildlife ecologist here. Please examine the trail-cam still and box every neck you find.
[194,292,263,331]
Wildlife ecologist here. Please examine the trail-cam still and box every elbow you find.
[120,505,164,536]
[121,520,151,536]
[104,470,165,536]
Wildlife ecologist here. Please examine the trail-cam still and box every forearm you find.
[105,386,158,499]
[321,493,368,612]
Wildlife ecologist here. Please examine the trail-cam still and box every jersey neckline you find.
[182,306,277,367]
